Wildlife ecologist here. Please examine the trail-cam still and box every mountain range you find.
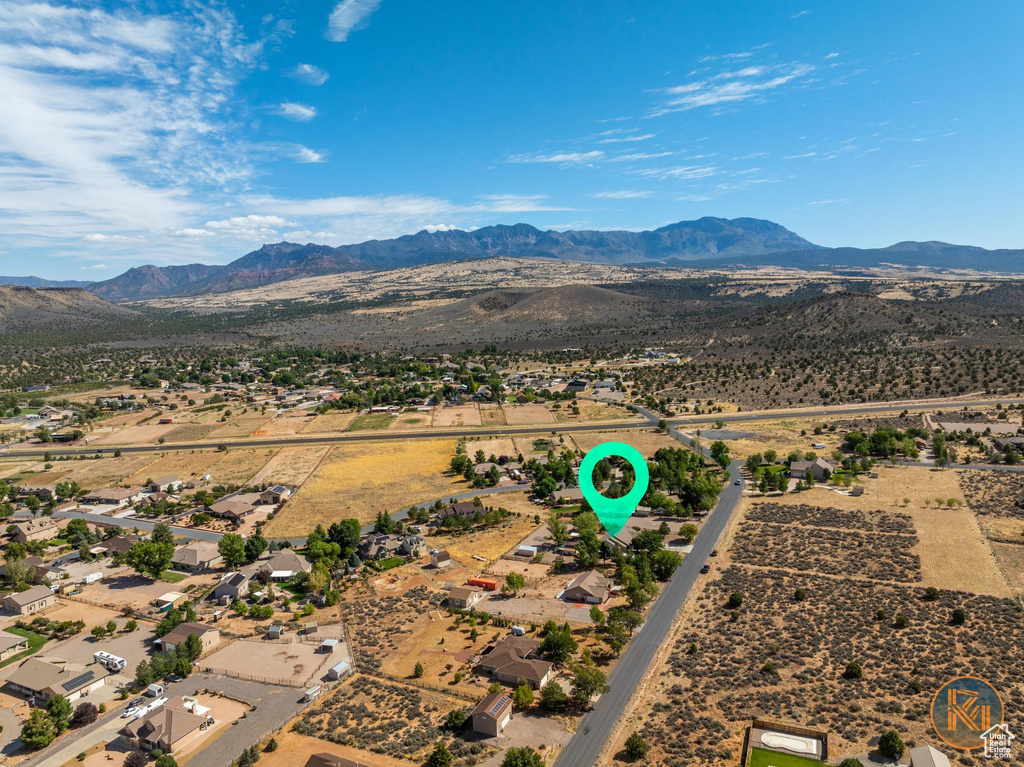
[8,216,1024,301]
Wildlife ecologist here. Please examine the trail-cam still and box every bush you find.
[445,708,467,730]
[413,662,424,678]
[893,613,910,629]
[727,592,743,608]
[125,752,148,767]
[793,588,807,601]
[951,607,966,625]
[71,701,99,727]
[839,760,863,767]
[878,729,905,759]
[843,661,863,680]
[625,732,649,761]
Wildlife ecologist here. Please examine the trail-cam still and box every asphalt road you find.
[6,395,1022,459]
[554,410,745,767]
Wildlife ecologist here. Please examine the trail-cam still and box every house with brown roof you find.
[259,485,293,505]
[0,630,30,661]
[122,696,213,753]
[18,484,57,502]
[563,570,612,604]
[357,534,425,561]
[100,534,143,557]
[447,586,483,609]
[3,585,57,615]
[212,571,251,601]
[207,500,256,525]
[7,657,110,702]
[81,487,143,507]
[148,477,183,493]
[472,691,512,736]
[789,457,837,481]
[436,501,482,521]
[430,550,452,568]
[254,550,312,581]
[549,487,585,505]
[477,635,553,689]
[158,623,219,654]
[171,541,223,573]
[10,517,59,544]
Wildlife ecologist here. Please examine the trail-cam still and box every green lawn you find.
[159,570,186,583]
[0,627,48,669]
[746,747,823,767]
[348,413,394,431]
[373,556,405,571]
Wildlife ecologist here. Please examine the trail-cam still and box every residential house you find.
[472,692,512,737]
[254,550,312,581]
[7,657,110,702]
[122,696,213,753]
[212,571,251,601]
[357,534,425,561]
[159,623,219,654]
[18,484,56,502]
[0,630,30,661]
[259,485,292,505]
[171,541,223,573]
[549,487,585,505]
[477,635,553,689]
[148,477,183,493]
[563,570,612,604]
[100,534,143,557]
[3,585,56,615]
[10,518,59,544]
[908,745,951,767]
[789,457,837,481]
[447,586,483,609]
[430,550,452,568]
[81,487,143,507]
[436,500,482,521]
[565,380,588,393]
[207,500,256,526]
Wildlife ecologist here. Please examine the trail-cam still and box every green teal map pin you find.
[578,441,650,537]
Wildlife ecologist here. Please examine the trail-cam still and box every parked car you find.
[700,564,711,574]
[711,549,718,557]
[121,706,140,718]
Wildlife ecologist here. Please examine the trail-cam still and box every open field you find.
[302,412,358,433]
[251,412,316,437]
[349,413,395,430]
[207,412,273,438]
[250,444,330,486]
[432,404,481,427]
[165,422,220,441]
[501,403,553,425]
[427,492,542,564]
[388,411,432,430]
[265,438,462,534]
[571,427,681,457]
[93,422,177,445]
[460,436,519,460]
[479,403,506,426]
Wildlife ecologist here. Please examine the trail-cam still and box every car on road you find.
[121,706,140,718]
[734,479,742,485]
[700,564,711,574]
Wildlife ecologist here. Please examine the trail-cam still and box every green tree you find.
[244,534,268,563]
[183,632,203,662]
[154,755,178,767]
[540,627,577,663]
[727,592,743,609]
[539,680,568,712]
[20,709,56,750]
[135,659,154,687]
[625,732,649,761]
[47,694,73,733]
[547,514,568,545]
[218,533,247,569]
[570,665,609,706]
[500,747,544,767]
[373,511,394,534]
[150,523,174,546]
[843,661,863,680]
[124,541,175,579]
[427,741,453,767]
[878,730,905,760]
[951,607,967,625]
[504,572,526,595]
[710,440,730,469]
[513,681,534,707]
[445,708,467,730]
[839,760,863,767]
[413,662,424,678]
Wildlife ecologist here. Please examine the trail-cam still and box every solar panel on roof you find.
[488,695,510,716]
[61,670,95,691]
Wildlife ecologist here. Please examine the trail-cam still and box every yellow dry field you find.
[0,457,44,479]
[265,439,463,534]
[49,453,156,486]
[462,437,518,459]
[502,403,554,425]
[571,428,681,458]
[259,731,418,767]
[207,413,273,439]
[694,417,845,460]
[479,404,507,426]
[978,516,1024,541]
[989,543,1024,595]
[7,468,72,484]
[164,423,220,442]
[97,408,160,428]
[388,411,433,430]
[250,412,316,437]
[250,445,329,486]
[769,466,1010,597]
[211,447,279,484]
[432,404,481,427]
[125,452,223,485]
[301,412,358,433]
[433,505,541,564]
[93,422,178,445]
[553,402,639,423]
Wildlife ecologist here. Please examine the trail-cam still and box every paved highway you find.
[5,395,1021,459]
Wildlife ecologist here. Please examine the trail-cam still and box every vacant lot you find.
[479,403,506,426]
[251,412,316,437]
[389,411,432,430]
[265,439,462,534]
[349,413,395,431]
[571,428,680,457]
[165,423,220,441]
[250,445,329,486]
[502,403,553,425]
[204,638,333,686]
[93,422,178,445]
[208,413,273,439]
[433,404,481,427]
[260,731,418,767]
[461,437,519,460]
[302,412,358,433]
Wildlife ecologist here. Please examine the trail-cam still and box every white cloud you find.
[327,0,383,42]
[807,198,849,205]
[82,233,145,243]
[293,146,326,163]
[175,228,215,237]
[824,52,839,59]
[607,151,674,162]
[278,102,317,121]
[596,133,656,144]
[204,214,295,232]
[651,62,816,116]
[634,165,717,180]
[289,63,329,85]
[592,190,652,199]
[79,263,110,269]
[507,150,604,165]
[791,10,811,18]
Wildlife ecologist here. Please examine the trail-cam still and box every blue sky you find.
[1,0,1022,278]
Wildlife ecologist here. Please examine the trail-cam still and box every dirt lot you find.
[203,638,334,687]
[250,445,329,486]
[73,570,214,611]
[265,439,464,534]
[571,428,681,457]
[93,422,178,445]
[433,404,482,428]
[251,411,317,437]
[165,423,221,441]
[302,412,358,434]
[427,494,542,565]
[479,404,506,426]
[501,404,553,425]
[207,413,274,439]
[389,411,433,430]
[461,437,519,461]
